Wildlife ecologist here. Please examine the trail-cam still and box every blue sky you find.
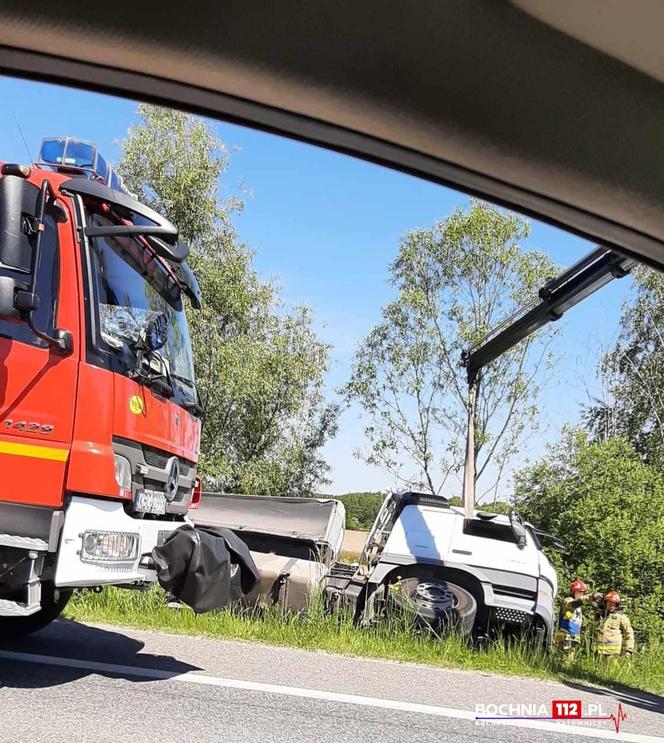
[0,76,635,496]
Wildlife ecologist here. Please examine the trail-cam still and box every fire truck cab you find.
[0,137,203,635]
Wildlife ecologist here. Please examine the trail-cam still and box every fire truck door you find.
[0,214,78,508]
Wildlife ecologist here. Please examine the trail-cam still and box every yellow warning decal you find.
[129,395,145,415]
[0,440,68,461]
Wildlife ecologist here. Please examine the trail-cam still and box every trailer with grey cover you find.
[192,492,345,612]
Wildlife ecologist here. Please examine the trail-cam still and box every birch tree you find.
[344,201,557,498]
[585,267,664,464]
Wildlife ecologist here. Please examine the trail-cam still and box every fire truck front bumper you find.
[54,495,186,587]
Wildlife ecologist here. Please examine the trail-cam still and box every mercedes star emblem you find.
[165,456,180,502]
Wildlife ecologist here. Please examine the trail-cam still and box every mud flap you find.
[151,524,259,612]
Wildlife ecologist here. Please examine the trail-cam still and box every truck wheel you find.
[0,583,73,639]
[391,577,476,635]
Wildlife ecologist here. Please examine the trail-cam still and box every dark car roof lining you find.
[1,2,664,270]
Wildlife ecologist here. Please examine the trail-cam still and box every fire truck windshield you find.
[86,213,196,399]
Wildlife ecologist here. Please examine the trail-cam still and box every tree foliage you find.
[344,201,556,498]
[585,267,664,465]
[334,492,384,530]
[118,105,337,495]
[515,430,664,643]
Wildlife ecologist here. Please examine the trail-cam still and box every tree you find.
[514,430,664,643]
[118,105,337,495]
[334,492,384,530]
[585,267,664,465]
[344,201,556,499]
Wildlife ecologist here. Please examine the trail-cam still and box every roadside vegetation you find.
[66,586,664,696]
[344,201,558,500]
[516,432,664,644]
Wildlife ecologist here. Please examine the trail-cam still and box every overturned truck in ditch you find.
[327,491,561,643]
[184,244,632,644]
[190,489,561,644]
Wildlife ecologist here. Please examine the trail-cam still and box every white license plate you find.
[135,490,167,515]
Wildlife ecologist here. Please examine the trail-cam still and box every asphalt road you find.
[0,620,662,743]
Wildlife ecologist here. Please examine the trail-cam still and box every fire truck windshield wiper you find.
[170,375,204,418]
[171,373,194,388]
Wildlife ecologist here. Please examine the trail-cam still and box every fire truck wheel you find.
[0,583,73,638]
[389,577,477,635]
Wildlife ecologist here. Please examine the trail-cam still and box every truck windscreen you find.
[86,213,196,400]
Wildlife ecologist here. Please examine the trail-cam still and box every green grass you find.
[65,586,664,696]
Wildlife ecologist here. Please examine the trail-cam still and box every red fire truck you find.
[0,137,203,636]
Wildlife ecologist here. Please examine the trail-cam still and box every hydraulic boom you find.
[460,246,636,515]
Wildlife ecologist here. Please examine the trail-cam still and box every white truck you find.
[194,489,560,644]
[327,491,560,643]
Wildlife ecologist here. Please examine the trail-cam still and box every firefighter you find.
[594,591,635,659]
[554,579,602,660]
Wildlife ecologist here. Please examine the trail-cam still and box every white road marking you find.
[0,649,658,742]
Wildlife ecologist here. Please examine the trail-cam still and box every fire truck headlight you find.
[113,455,132,491]
[80,531,139,562]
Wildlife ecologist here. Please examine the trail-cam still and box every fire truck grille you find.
[142,446,169,468]
[142,445,194,470]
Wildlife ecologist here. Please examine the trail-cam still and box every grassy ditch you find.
[65,586,664,696]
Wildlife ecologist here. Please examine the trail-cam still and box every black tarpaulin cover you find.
[152,524,259,613]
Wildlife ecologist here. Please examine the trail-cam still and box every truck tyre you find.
[0,583,73,639]
[390,577,476,635]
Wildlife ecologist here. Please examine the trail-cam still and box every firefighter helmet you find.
[604,590,621,605]
[570,579,587,595]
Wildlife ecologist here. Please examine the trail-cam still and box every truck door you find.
[0,210,79,508]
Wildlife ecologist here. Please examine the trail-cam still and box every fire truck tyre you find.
[391,577,476,635]
[0,583,73,639]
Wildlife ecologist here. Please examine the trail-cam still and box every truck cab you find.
[0,137,203,634]
[327,491,559,643]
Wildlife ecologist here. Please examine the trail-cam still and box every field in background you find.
[66,586,664,696]
[341,530,368,559]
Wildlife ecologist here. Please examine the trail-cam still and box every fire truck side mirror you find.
[0,175,40,274]
[0,174,73,355]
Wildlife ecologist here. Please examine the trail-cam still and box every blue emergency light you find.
[37,136,128,193]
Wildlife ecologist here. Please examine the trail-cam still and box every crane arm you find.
[460,246,635,518]
[463,247,636,385]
